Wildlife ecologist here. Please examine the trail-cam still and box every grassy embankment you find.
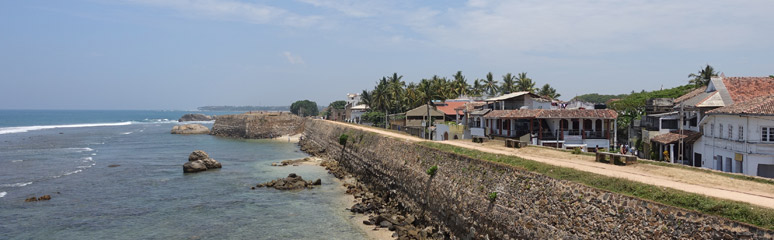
[420,141,774,230]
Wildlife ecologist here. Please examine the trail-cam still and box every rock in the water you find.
[256,173,318,190]
[108,164,120,168]
[171,124,210,134]
[189,150,210,161]
[178,113,214,122]
[183,160,207,173]
[183,150,222,173]
[38,195,51,201]
[25,197,37,202]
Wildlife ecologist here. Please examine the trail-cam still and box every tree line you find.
[359,71,561,119]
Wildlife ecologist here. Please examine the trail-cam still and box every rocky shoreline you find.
[319,159,450,239]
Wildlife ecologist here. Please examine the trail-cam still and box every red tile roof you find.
[723,77,774,103]
[484,109,618,119]
[706,95,774,115]
[651,130,702,145]
[435,102,467,115]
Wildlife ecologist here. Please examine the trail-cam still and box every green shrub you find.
[339,134,349,146]
[572,148,582,154]
[426,165,438,176]
[488,192,498,201]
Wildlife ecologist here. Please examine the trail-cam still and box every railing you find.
[584,130,607,139]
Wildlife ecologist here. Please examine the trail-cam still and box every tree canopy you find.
[328,100,347,110]
[290,100,319,117]
[572,93,629,103]
[688,64,718,87]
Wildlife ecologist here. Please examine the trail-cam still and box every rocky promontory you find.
[171,124,210,134]
[254,173,321,190]
[183,150,222,173]
[210,112,304,139]
[178,113,214,122]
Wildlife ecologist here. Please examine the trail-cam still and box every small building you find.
[483,109,618,151]
[346,104,368,124]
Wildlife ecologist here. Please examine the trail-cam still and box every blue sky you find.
[1,0,773,110]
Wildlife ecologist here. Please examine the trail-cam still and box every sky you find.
[1,0,773,110]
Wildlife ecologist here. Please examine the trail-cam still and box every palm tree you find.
[500,73,516,94]
[483,72,499,97]
[387,73,405,113]
[359,89,372,107]
[452,71,469,97]
[471,79,484,97]
[688,64,718,87]
[515,72,536,93]
[372,77,391,128]
[537,84,561,99]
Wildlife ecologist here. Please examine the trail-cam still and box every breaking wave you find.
[1,182,33,187]
[0,192,6,198]
[0,122,132,135]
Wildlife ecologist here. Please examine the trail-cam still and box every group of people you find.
[619,144,637,156]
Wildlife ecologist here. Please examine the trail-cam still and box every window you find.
[728,124,732,139]
[710,124,714,137]
[719,124,723,139]
[764,127,774,142]
[739,126,744,140]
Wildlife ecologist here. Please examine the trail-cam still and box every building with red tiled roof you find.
[691,82,774,178]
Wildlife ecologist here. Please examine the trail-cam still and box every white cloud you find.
[406,0,774,55]
[126,0,323,27]
[283,51,305,65]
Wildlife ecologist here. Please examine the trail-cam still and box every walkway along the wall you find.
[300,119,773,239]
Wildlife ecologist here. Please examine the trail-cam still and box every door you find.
[693,153,702,167]
[758,164,774,178]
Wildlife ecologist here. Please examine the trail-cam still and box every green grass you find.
[419,142,774,230]
[528,145,774,186]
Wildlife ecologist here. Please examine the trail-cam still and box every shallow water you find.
[0,110,366,239]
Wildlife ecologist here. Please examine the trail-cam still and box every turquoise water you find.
[0,110,366,239]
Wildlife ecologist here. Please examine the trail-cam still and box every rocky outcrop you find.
[271,157,312,166]
[300,119,774,239]
[210,112,304,139]
[253,173,321,190]
[25,195,51,202]
[171,124,210,134]
[183,150,222,173]
[178,113,214,122]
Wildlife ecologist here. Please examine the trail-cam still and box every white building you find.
[695,95,774,178]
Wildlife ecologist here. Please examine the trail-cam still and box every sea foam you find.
[1,182,32,187]
[0,122,132,135]
[0,192,6,198]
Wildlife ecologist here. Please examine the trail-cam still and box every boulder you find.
[178,113,214,122]
[183,160,207,173]
[189,150,209,161]
[255,173,319,190]
[171,124,210,134]
[183,150,222,173]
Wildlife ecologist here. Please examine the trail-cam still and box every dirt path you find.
[323,120,774,209]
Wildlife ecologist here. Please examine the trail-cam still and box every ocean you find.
[0,110,367,239]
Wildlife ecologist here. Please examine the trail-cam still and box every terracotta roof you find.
[651,130,702,145]
[706,95,774,115]
[537,109,618,119]
[484,109,618,119]
[486,109,545,118]
[435,102,467,115]
[674,86,707,104]
[723,77,774,103]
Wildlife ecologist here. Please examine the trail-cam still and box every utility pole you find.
[678,103,684,164]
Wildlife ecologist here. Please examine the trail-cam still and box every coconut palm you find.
[515,72,536,93]
[537,84,561,99]
[688,65,718,87]
[452,71,469,97]
[371,77,391,128]
[501,73,516,94]
[359,89,372,107]
[483,72,499,97]
[387,73,405,113]
[470,79,484,97]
